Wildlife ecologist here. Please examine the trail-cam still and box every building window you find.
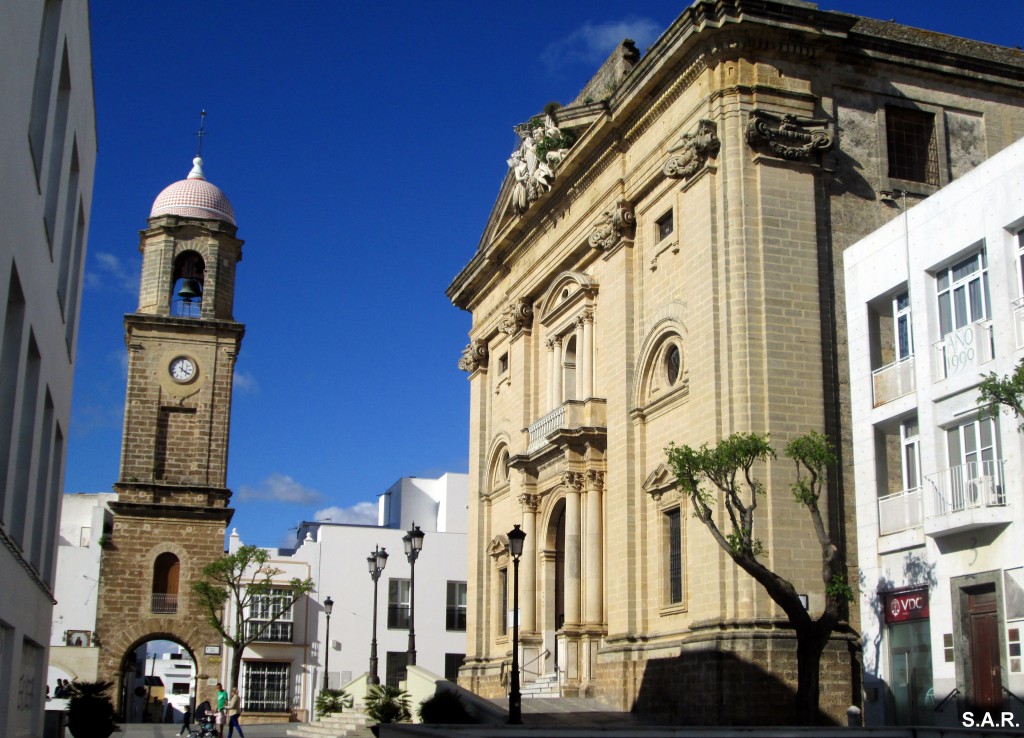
[447,581,467,631]
[171,682,190,695]
[664,508,683,605]
[243,661,289,713]
[499,568,508,636]
[385,651,407,688]
[245,588,295,642]
[894,292,913,360]
[945,416,1002,509]
[886,106,938,185]
[901,416,920,493]
[388,578,411,630]
[656,211,674,242]
[936,250,989,337]
[665,344,681,387]
[498,352,509,374]
[445,653,465,681]
[152,552,180,614]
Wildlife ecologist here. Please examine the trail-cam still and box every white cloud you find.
[313,502,377,526]
[238,473,324,504]
[233,370,259,394]
[540,18,662,74]
[86,251,139,293]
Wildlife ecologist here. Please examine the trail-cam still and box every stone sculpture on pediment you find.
[588,201,635,252]
[458,339,488,373]
[499,297,533,337]
[663,119,720,179]
[508,112,575,213]
[746,110,833,161]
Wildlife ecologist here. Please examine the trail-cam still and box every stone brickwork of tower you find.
[94,157,244,714]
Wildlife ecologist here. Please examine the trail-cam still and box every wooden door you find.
[967,588,1002,709]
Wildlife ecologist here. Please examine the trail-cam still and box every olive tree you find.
[193,544,315,690]
[665,431,852,724]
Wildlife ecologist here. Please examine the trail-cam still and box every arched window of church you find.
[170,251,205,318]
[152,552,180,614]
[563,336,577,402]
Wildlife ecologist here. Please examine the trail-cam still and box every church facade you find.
[447,0,1024,724]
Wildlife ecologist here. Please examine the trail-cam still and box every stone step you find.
[285,712,372,738]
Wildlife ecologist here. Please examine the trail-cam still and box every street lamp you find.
[367,546,389,685]
[507,524,526,725]
[322,596,334,691]
[403,524,425,667]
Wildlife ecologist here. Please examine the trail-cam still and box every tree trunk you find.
[230,652,242,693]
[795,624,830,725]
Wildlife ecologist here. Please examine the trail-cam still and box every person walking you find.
[226,687,245,738]
[177,704,192,736]
[216,683,228,731]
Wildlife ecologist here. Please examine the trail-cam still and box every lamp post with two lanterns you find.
[367,546,389,685]
[403,524,425,666]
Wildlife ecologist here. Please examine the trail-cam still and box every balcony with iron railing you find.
[872,356,916,407]
[151,593,178,614]
[878,487,923,536]
[526,398,607,455]
[924,459,1011,537]
[932,320,994,381]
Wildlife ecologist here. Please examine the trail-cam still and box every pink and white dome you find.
[150,157,235,225]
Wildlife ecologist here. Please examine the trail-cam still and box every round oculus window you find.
[665,344,681,386]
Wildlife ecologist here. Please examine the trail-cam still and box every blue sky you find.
[72,1,1024,547]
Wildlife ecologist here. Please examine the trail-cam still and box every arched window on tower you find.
[170,251,205,318]
[152,552,180,614]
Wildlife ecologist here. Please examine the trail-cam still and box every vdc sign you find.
[884,588,929,624]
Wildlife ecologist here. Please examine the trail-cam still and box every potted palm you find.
[66,680,117,738]
[364,684,411,735]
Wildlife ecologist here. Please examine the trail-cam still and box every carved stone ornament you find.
[458,339,488,373]
[746,110,833,161]
[663,119,720,179]
[586,469,605,493]
[518,492,540,513]
[561,471,584,493]
[508,112,575,213]
[642,463,678,502]
[499,298,533,337]
[588,202,635,251]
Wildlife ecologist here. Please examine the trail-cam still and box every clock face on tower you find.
[169,356,197,383]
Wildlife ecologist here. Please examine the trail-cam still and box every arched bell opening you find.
[152,552,180,614]
[170,251,205,317]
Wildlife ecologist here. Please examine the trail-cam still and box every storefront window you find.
[889,618,934,725]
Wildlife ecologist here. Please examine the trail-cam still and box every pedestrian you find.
[177,704,192,736]
[226,686,245,738]
[216,683,227,730]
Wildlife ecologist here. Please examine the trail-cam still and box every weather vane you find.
[195,109,207,157]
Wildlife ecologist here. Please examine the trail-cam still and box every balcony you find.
[924,460,1011,537]
[151,593,178,614]
[932,320,994,381]
[526,399,607,455]
[872,357,916,407]
[878,487,923,535]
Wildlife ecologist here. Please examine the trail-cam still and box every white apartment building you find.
[846,137,1024,726]
[48,493,115,687]
[226,473,468,722]
[1,2,96,736]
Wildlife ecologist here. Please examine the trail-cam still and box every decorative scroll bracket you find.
[588,200,635,253]
[746,110,833,161]
[663,119,720,179]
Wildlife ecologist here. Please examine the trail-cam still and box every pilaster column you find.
[549,337,562,409]
[563,471,582,626]
[584,470,604,624]
[581,310,594,400]
[518,491,540,632]
[574,317,586,402]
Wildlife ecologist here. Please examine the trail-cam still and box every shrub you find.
[363,684,411,724]
[418,690,475,724]
[315,688,353,717]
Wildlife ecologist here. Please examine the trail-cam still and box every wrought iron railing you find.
[151,593,178,614]
[926,459,1006,516]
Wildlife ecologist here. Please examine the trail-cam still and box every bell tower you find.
[94,154,244,714]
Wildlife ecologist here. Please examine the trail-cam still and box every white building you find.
[846,137,1024,726]
[1,2,96,736]
[226,473,468,722]
[48,493,115,687]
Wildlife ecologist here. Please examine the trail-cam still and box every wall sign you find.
[884,588,930,624]
[204,645,221,655]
